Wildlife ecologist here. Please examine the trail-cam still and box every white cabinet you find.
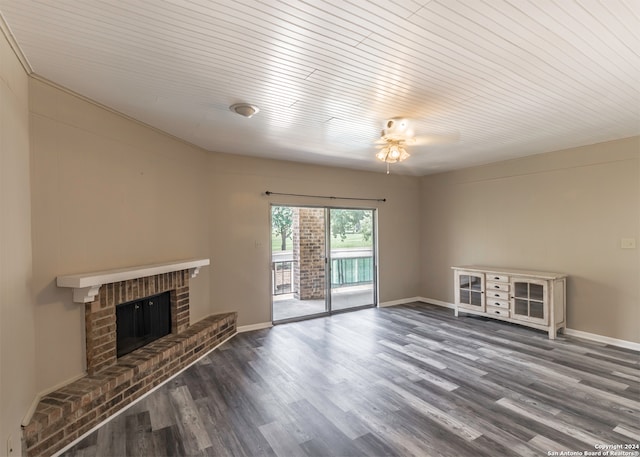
[452,266,567,339]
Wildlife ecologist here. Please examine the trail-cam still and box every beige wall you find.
[29,79,212,392]
[0,28,36,455]
[420,137,640,342]
[207,153,422,326]
[28,78,422,395]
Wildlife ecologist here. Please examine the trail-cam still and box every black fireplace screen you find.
[116,291,171,357]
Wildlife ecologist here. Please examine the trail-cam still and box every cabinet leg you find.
[548,327,556,340]
[454,307,459,317]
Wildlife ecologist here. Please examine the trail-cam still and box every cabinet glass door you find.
[511,279,547,323]
[457,273,484,310]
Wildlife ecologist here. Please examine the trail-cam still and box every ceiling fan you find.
[374,117,458,174]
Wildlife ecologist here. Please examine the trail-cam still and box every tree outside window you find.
[272,206,293,251]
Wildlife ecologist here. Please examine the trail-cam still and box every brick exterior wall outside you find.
[24,312,237,457]
[293,207,326,300]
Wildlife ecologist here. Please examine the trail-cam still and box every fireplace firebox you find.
[116,291,171,357]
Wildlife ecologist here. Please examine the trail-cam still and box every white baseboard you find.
[563,328,640,352]
[237,322,273,332]
[389,298,638,351]
[416,297,456,309]
[50,331,237,457]
[378,297,422,307]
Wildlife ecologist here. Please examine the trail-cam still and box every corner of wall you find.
[0,17,37,457]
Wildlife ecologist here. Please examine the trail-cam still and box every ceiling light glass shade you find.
[376,143,410,163]
[229,103,259,118]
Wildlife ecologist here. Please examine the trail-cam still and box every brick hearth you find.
[24,265,236,457]
[24,312,236,457]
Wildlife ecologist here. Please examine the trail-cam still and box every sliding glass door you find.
[329,208,375,311]
[271,206,328,322]
[271,205,376,323]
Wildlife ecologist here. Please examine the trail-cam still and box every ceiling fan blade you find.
[412,132,459,146]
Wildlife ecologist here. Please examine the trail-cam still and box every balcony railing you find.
[273,260,293,295]
[272,250,373,295]
[331,256,373,287]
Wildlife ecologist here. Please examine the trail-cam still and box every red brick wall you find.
[85,270,190,375]
[293,208,326,300]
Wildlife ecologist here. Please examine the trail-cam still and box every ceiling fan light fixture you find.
[389,144,401,160]
[376,143,410,164]
[229,103,260,118]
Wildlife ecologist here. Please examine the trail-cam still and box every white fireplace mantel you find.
[57,258,210,303]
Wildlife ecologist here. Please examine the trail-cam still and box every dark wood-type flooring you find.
[61,303,640,457]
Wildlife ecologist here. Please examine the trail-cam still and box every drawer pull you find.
[494,276,500,280]
[494,310,501,314]
[494,285,500,288]
[494,293,500,297]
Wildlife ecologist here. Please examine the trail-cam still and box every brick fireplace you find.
[23,260,237,457]
[85,269,191,375]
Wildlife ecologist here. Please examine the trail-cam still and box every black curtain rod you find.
[264,191,386,203]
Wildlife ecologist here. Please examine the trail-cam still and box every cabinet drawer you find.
[486,306,509,318]
[487,282,510,292]
[487,298,509,309]
[487,274,509,283]
[487,290,509,300]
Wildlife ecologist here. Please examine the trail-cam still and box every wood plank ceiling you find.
[1,0,638,175]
